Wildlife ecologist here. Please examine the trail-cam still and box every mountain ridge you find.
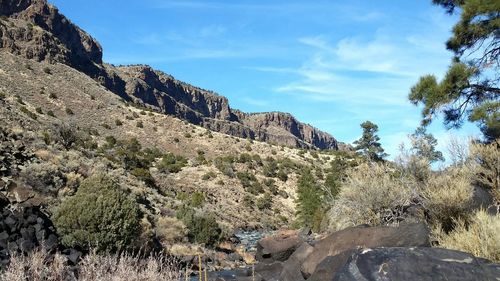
[0,0,342,150]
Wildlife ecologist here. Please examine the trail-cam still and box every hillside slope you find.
[0,0,341,150]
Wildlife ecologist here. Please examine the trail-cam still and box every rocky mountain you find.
[0,0,341,150]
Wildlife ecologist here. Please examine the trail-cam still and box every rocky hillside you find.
[0,0,341,150]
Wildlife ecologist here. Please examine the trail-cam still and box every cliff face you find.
[0,0,341,150]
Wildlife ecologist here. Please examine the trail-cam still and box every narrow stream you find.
[185,230,268,280]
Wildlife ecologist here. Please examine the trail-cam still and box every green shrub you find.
[20,106,37,120]
[256,193,272,210]
[213,156,235,177]
[238,153,253,163]
[157,153,187,173]
[176,207,221,246]
[190,192,205,208]
[277,169,288,182]
[131,168,155,187]
[202,171,216,180]
[263,157,278,177]
[52,174,141,252]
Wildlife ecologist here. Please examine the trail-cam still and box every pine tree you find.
[296,170,322,228]
[410,126,445,163]
[354,121,388,161]
[409,0,499,142]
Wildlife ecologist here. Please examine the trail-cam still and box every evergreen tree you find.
[410,126,445,163]
[354,121,388,161]
[409,0,499,142]
[296,170,322,228]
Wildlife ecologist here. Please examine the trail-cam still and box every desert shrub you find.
[43,67,52,74]
[115,119,123,126]
[247,181,264,195]
[105,136,117,147]
[243,194,254,208]
[157,153,187,173]
[328,162,415,231]
[15,95,24,104]
[173,137,179,143]
[136,121,143,128]
[238,153,252,163]
[155,217,187,246]
[184,133,191,138]
[190,191,205,208]
[49,92,57,99]
[263,158,278,177]
[202,171,216,180]
[47,110,55,117]
[0,92,5,100]
[35,107,43,114]
[213,156,235,177]
[236,171,257,187]
[101,123,111,129]
[131,168,155,187]
[470,140,499,200]
[20,106,37,120]
[310,150,319,159]
[251,154,263,165]
[196,150,206,163]
[245,143,252,151]
[176,207,221,246]
[421,166,474,230]
[256,193,272,210]
[132,112,139,118]
[65,107,74,115]
[55,124,79,149]
[277,169,288,182]
[263,178,278,195]
[52,174,141,252]
[433,210,500,262]
[20,162,65,194]
[1,249,181,281]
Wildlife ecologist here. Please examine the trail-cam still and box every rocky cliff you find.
[0,0,341,150]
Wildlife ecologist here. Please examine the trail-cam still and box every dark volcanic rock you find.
[332,247,500,281]
[301,223,430,277]
[256,231,303,264]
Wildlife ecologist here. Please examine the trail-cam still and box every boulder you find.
[301,223,430,277]
[254,261,283,281]
[308,250,356,281]
[256,230,303,263]
[279,242,314,281]
[333,247,500,281]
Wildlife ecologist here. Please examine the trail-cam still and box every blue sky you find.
[50,0,480,160]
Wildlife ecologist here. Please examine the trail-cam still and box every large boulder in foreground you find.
[256,230,303,264]
[333,247,500,281]
[279,242,315,281]
[301,223,430,277]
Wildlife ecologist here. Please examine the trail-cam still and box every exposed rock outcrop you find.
[0,0,342,150]
[333,247,500,281]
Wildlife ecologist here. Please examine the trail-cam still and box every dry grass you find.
[433,210,500,262]
[327,162,416,230]
[0,250,181,281]
[470,140,499,201]
[421,166,474,229]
